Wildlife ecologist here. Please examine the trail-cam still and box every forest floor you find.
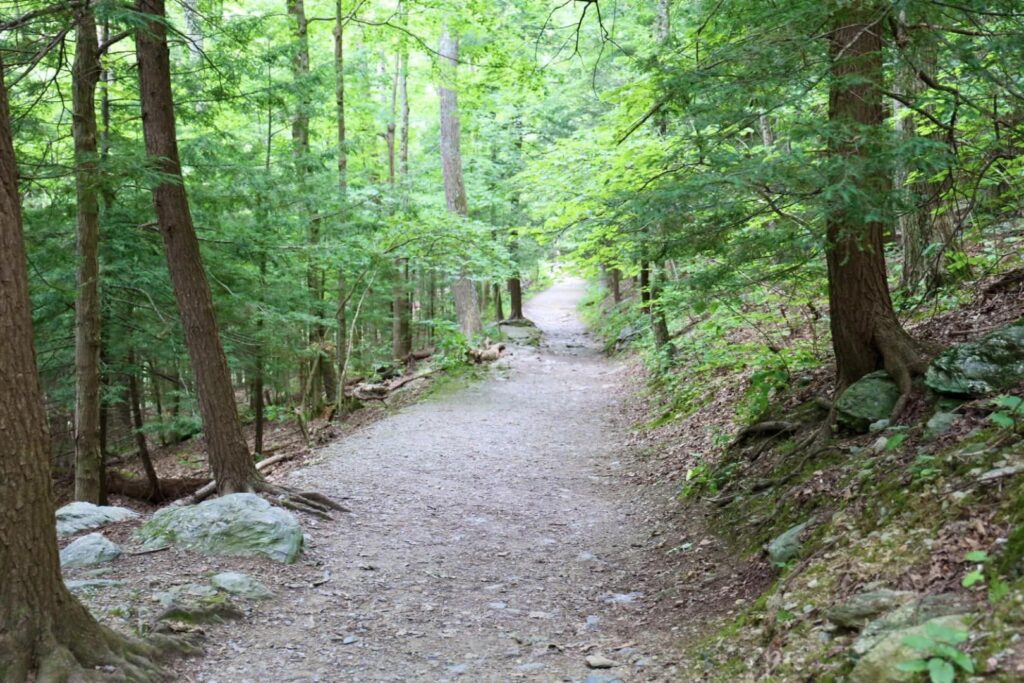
[157,278,725,682]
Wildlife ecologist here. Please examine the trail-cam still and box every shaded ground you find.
[174,279,687,682]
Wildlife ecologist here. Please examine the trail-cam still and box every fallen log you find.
[106,470,209,504]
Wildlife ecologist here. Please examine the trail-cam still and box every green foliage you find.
[897,621,974,683]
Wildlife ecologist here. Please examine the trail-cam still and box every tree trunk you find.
[893,20,956,295]
[398,3,410,180]
[183,0,203,63]
[826,2,928,398]
[136,0,257,493]
[72,5,104,504]
[0,51,167,683]
[493,282,504,321]
[438,28,482,338]
[507,276,524,320]
[332,0,355,416]
[393,258,412,360]
[128,351,161,500]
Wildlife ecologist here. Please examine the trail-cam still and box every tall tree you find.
[438,27,483,338]
[136,0,258,493]
[0,51,170,683]
[72,4,105,503]
[289,0,336,409]
[825,1,927,407]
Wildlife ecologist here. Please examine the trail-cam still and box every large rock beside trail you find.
[925,318,1024,395]
[60,533,122,568]
[56,501,139,538]
[836,371,901,433]
[850,614,971,683]
[499,319,541,346]
[136,493,303,563]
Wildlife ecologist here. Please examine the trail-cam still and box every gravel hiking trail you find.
[184,279,682,682]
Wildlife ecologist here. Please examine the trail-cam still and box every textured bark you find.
[507,276,524,320]
[393,258,412,360]
[72,5,104,504]
[893,22,956,295]
[827,2,928,395]
[288,0,333,409]
[438,28,482,337]
[606,267,621,303]
[333,0,354,415]
[136,0,257,492]
[127,351,161,500]
[493,282,504,321]
[0,52,166,683]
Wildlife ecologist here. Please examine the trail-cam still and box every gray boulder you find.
[56,501,138,538]
[767,520,811,565]
[826,589,915,630]
[136,493,303,563]
[211,571,273,599]
[60,532,122,568]
[852,593,972,656]
[925,318,1024,395]
[924,411,958,441]
[499,320,541,346]
[836,371,901,433]
[850,614,971,683]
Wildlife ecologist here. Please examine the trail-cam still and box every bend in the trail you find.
[185,279,682,682]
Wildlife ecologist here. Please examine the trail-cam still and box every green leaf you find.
[964,550,989,563]
[928,658,955,683]
[989,577,1010,604]
[961,570,984,587]
[992,395,1023,412]
[990,412,1015,428]
[885,433,908,450]
[896,659,929,672]
[903,634,936,652]
[925,622,969,644]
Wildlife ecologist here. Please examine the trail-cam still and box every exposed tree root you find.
[254,480,350,520]
[0,621,197,683]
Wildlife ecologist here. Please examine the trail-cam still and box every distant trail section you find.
[185,278,681,682]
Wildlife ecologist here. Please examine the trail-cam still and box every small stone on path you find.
[585,654,619,669]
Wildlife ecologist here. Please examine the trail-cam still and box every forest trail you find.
[184,279,680,682]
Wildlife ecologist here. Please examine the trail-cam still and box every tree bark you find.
[72,5,105,504]
[826,2,928,398]
[893,19,956,295]
[493,282,504,321]
[438,28,482,338]
[136,0,258,492]
[507,275,524,320]
[0,51,166,683]
[128,350,161,500]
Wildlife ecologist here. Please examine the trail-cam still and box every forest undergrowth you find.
[588,256,1024,682]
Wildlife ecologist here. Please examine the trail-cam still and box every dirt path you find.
[183,279,682,682]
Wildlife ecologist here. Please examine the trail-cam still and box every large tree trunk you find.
[438,28,482,338]
[288,0,333,410]
[333,0,357,416]
[507,275,524,320]
[136,0,258,493]
[72,5,105,504]
[0,51,167,683]
[827,2,928,400]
